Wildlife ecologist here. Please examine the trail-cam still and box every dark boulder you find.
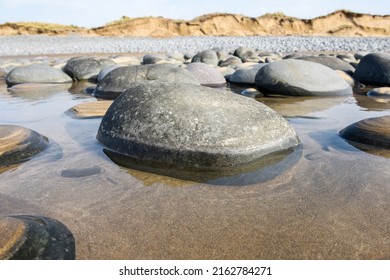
[94,64,199,99]
[97,82,300,176]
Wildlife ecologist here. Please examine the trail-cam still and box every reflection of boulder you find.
[68,81,96,95]
[257,94,348,117]
[7,83,71,100]
[340,115,390,158]
[107,145,302,185]
[354,93,390,111]
[0,215,75,260]
[367,87,390,104]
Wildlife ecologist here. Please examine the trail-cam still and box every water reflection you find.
[8,83,71,100]
[229,84,349,117]
[259,94,348,117]
[68,81,96,96]
[103,145,302,186]
[354,93,390,111]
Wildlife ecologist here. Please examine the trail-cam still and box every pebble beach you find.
[0,35,389,56]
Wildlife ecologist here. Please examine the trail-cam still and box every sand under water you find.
[1,70,390,259]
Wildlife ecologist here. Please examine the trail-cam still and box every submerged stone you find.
[68,100,113,118]
[0,215,75,260]
[255,60,352,96]
[340,116,390,150]
[61,166,101,178]
[0,125,49,166]
[97,82,300,176]
[93,64,199,99]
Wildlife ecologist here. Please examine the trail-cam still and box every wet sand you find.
[1,70,390,259]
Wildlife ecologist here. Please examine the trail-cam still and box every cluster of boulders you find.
[1,47,390,259]
[1,48,390,173]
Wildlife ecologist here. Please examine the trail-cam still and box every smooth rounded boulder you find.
[185,62,226,86]
[340,116,390,150]
[230,63,267,84]
[0,215,75,260]
[234,46,256,62]
[219,56,242,68]
[295,56,355,74]
[0,125,49,166]
[142,54,166,64]
[97,82,300,174]
[63,57,115,81]
[353,53,390,86]
[255,60,352,96]
[93,64,199,99]
[5,64,72,87]
[97,65,124,82]
[191,50,219,66]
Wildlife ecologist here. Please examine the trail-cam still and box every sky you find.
[0,0,389,28]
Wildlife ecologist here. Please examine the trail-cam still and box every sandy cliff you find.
[0,10,389,37]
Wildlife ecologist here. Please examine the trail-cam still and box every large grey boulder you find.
[230,63,267,84]
[5,64,72,86]
[94,64,199,99]
[255,60,352,96]
[353,53,390,86]
[185,62,226,86]
[0,125,49,166]
[97,82,300,174]
[295,56,355,75]
[191,50,219,66]
[63,57,115,81]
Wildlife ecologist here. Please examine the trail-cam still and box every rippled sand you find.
[1,79,390,259]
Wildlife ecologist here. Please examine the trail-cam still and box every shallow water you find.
[1,78,390,260]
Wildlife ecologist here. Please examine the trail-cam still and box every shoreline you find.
[0,35,389,57]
